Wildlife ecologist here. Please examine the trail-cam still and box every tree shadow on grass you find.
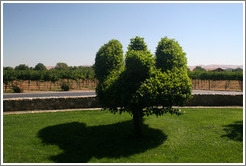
[38,120,167,163]
[221,121,243,142]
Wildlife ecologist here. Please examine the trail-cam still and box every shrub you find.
[60,81,70,91]
[11,81,23,93]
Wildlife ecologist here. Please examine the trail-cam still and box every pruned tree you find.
[95,36,192,137]
[94,39,124,82]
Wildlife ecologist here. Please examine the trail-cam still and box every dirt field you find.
[3,79,243,92]
[3,79,98,92]
[191,79,243,91]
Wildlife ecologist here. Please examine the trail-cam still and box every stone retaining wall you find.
[3,94,243,112]
[3,96,99,112]
[186,94,243,106]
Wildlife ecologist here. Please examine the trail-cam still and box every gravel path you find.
[3,90,243,115]
[3,90,243,99]
[3,90,95,99]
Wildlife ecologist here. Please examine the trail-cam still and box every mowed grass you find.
[3,108,243,163]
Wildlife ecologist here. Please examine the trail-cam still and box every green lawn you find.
[3,108,243,163]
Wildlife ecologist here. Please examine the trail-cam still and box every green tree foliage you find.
[233,68,243,72]
[95,36,192,137]
[94,39,124,82]
[193,66,206,71]
[34,63,47,71]
[188,70,243,81]
[155,37,188,73]
[213,68,225,72]
[3,66,14,70]
[127,36,148,52]
[3,70,16,91]
[15,64,29,70]
[55,62,68,70]
[30,71,43,81]
[3,65,96,91]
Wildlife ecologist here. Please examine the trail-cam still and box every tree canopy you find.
[15,64,29,70]
[193,66,206,71]
[55,62,68,70]
[94,39,124,82]
[34,63,47,71]
[95,36,192,137]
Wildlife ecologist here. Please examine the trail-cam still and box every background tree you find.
[3,70,16,91]
[233,68,243,72]
[3,66,14,71]
[15,64,29,70]
[34,63,47,71]
[193,66,206,72]
[30,71,43,90]
[95,36,192,137]
[55,62,68,70]
[212,68,225,72]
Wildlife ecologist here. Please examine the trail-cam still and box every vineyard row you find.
[3,79,243,92]
[4,69,243,83]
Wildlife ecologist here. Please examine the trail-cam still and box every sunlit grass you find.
[3,108,243,163]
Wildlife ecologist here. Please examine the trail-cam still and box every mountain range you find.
[46,64,243,71]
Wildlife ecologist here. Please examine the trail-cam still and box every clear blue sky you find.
[3,2,244,67]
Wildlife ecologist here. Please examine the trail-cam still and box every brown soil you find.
[4,79,98,92]
[191,80,243,91]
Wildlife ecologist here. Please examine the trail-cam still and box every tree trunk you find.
[36,81,40,90]
[133,110,143,138]
[225,80,228,90]
[239,80,243,91]
[4,82,8,92]
[28,80,30,90]
[50,81,52,91]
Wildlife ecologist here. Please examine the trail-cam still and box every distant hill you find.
[46,66,55,70]
[46,64,243,71]
[45,65,93,70]
[188,65,243,71]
